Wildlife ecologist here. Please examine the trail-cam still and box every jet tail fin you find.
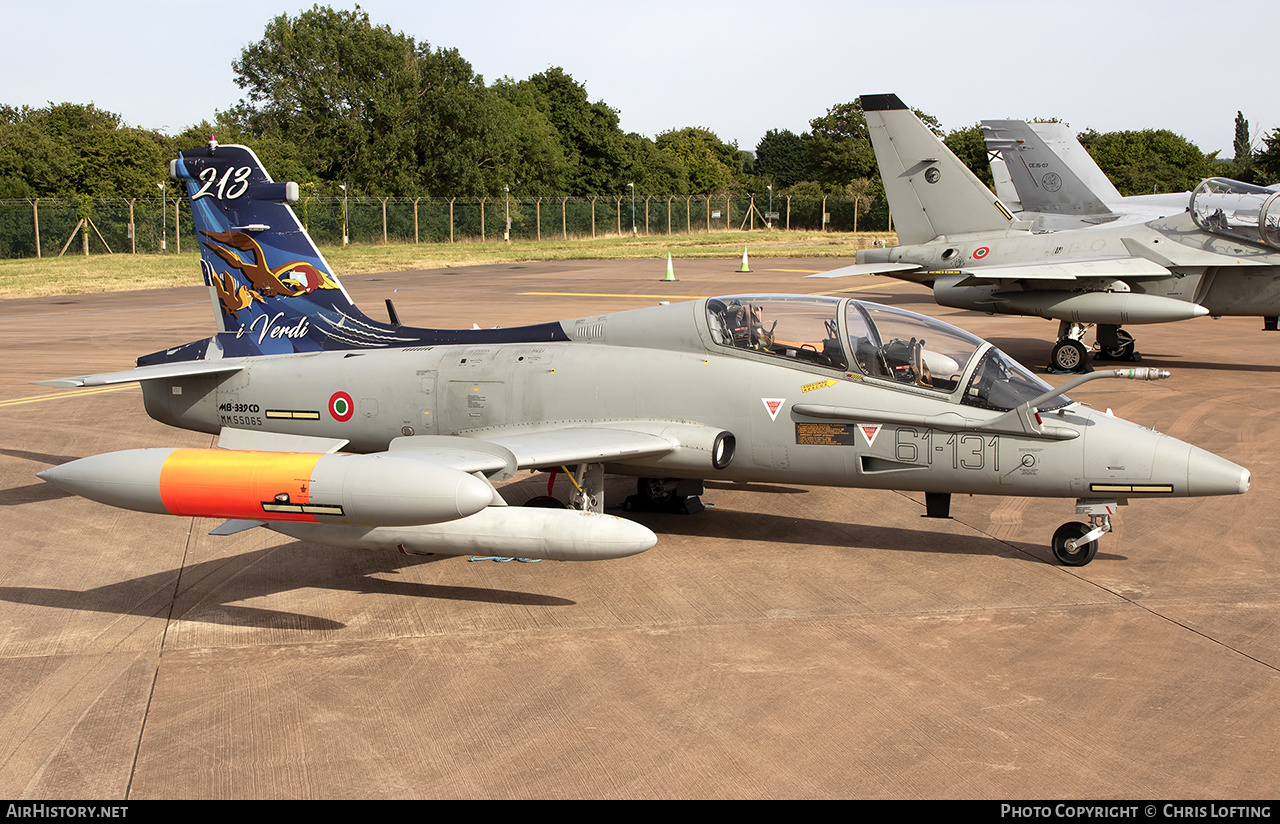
[170,140,388,356]
[860,94,1028,245]
[981,120,1114,217]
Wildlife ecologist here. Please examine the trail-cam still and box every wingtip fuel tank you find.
[272,508,658,562]
[37,448,497,527]
[37,447,658,562]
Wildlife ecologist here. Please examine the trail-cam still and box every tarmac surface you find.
[1,256,1277,799]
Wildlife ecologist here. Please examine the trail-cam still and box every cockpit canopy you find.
[1190,177,1280,250]
[706,294,1068,413]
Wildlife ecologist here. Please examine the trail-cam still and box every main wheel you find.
[1101,329,1136,360]
[1052,522,1098,566]
[1049,339,1089,373]
[637,478,675,506]
[1049,340,1090,371]
[523,495,567,508]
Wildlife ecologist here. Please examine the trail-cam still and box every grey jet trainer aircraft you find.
[814,94,1280,373]
[34,140,1249,567]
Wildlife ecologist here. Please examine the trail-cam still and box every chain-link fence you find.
[0,193,889,259]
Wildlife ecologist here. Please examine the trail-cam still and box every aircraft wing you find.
[808,262,925,279]
[481,426,678,469]
[808,257,1173,286]
[949,257,1173,285]
[34,360,243,388]
[219,424,682,475]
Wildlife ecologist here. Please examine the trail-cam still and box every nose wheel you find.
[1052,522,1099,565]
[1052,505,1114,566]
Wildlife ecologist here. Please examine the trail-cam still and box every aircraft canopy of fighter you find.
[813,94,1280,373]
[35,140,1249,567]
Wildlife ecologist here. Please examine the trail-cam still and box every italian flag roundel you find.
[972,246,990,260]
[329,391,354,422]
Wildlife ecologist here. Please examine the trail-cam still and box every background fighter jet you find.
[35,142,1249,566]
[816,94,1280,373]
[982,119,1190,232]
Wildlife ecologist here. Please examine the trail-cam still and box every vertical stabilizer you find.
[981,120,1113,216]
[860,94,1026,245]
[1029,121,1123,203]
[170,141,392,356]
[156,141,570,364]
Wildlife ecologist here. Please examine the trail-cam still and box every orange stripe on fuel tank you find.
[158,449,325,522]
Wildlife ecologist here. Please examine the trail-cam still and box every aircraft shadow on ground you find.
[0,447,87,466]
[0,542,576,631]
[611,499,1062,564]
[1,481,73,505]
[507,474,1069,564]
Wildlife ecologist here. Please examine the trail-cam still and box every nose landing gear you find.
[1051,500,1117,566]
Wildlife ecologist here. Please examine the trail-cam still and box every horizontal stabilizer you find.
[217,427,349,454]
[34,360,243,389]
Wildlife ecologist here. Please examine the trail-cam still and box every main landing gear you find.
[1049,322,1141,374]
[1051,500,1116,566]
[622,478,707,514]
[524,467,708,515]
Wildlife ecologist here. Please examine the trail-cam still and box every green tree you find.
[474,95,572,195]
[1078,128,1216,195]
[1225,111,1258,183]
[654,127,742,194]
[0,103,169,198]
[803,102,876,187]
[943,123,994,188]
[173,119,318,188]
[1234,111,1251,164]
[802,100,941,190]
[229,5,496,195]
[754,129,810,188]
[1254,128,1280,184]
[494,67,628,194]
[620,133,690,195]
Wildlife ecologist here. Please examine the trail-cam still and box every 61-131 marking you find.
[895,428,999,471]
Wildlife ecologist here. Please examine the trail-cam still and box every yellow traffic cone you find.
[661,253,678,282]
[738,248,751,273]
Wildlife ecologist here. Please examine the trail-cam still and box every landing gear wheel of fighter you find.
[523,495,568,508]
[1052,522,1099,566]
[1099,329,1137,361]
[637,477,676,506]
[1050,339,1090,373]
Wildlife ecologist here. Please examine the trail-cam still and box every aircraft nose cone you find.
[1186,448,1250,497]
[1152,438,1250,497]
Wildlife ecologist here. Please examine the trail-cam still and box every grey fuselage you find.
[860,211,1280,322]
[140,296,1243,503]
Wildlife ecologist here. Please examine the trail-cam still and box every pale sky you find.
[4,0,1276,158]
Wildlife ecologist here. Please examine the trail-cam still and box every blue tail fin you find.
[161,140,569,364]
[171,141,397,356]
